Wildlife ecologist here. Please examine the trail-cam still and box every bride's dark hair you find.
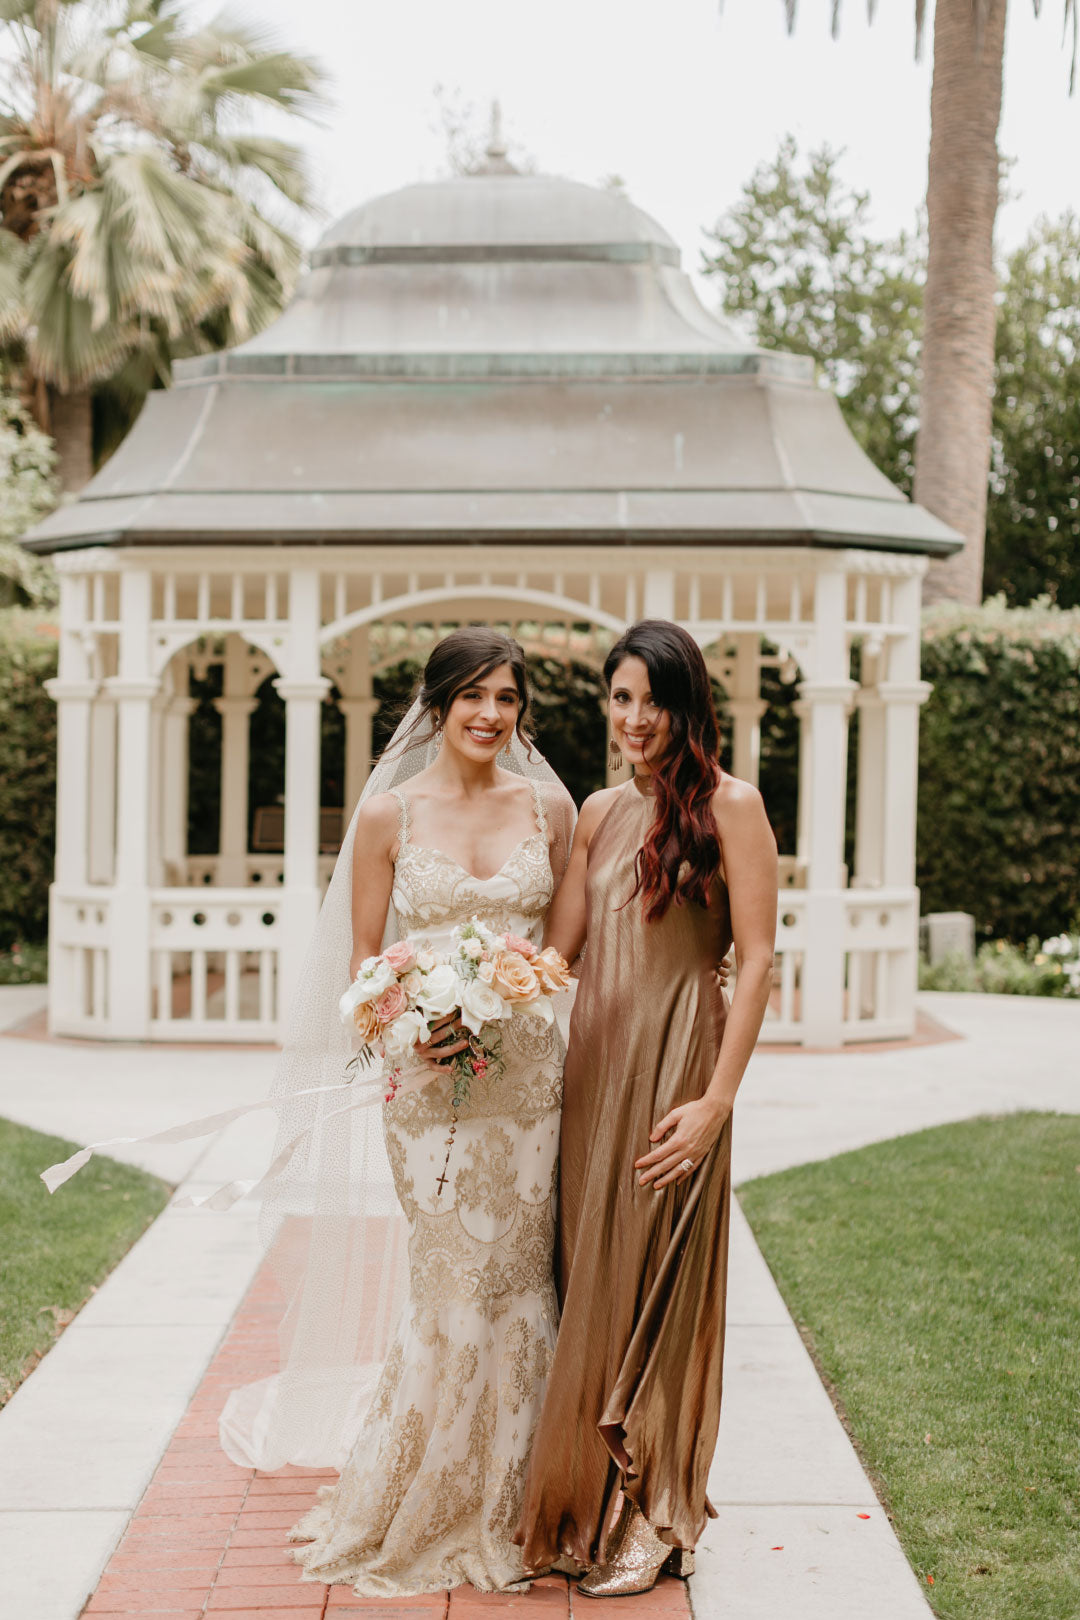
[603,619,722,922]
[396,626,533,753]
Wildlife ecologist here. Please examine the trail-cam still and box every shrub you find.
[919,933,1080,997]
[918,598,1080,942]
[0,610,57,947]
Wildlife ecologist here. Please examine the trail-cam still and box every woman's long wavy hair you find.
[604,620,722,923]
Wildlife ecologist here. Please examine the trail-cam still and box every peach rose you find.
[532,946,572,993]
[503,933,537,960]
[375,982,409,1025]
[353,1001,380,1042]
[491,950,541,1005]
[382,940,416,974]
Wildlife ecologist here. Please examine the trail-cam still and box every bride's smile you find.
[444,669,522,759]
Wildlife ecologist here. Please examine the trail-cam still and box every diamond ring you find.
[680,1158,694,1174]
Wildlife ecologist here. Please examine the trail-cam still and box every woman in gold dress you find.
[514,619,778,1596]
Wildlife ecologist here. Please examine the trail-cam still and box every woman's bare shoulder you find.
[712,774,768,827]
[352,791,402,854]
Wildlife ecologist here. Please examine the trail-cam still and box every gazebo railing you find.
[149,889,281,1041]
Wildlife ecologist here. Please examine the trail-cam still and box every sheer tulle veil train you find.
[218,697,575,1471]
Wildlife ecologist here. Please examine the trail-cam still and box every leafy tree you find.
[706,140,1080,607]
[0,0,324,489]
[987,215,1080,607]
[777,0,1077,605]
[702,136,923,496]
[0,388,58,606]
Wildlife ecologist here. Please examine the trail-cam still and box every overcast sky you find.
[205,0,1077,282]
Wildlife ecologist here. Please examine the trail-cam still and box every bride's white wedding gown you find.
[290,782,563,1595]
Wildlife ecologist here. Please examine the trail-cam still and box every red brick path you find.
[81,1250,690,1620]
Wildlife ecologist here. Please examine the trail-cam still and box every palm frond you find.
[190,52,324,117]
[192,132,314,209]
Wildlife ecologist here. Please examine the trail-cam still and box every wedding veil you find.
[218,699,577,1471]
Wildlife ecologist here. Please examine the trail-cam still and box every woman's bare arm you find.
[348,795,399,981]
[637,778,778,1189]
[543,786,622,963]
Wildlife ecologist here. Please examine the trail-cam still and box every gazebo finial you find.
[487,99,506,161]
[477,99,517,175]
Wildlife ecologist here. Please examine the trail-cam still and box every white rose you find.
[383,1009,429,1058]
[463,936,484,961]
[352,958,395,1004]
[416,962,460,1019]
[478,959,495,984]
[338,968,390,1020]
[460,978,511,1036]
[416,948,437,972]
[402,969,423,999]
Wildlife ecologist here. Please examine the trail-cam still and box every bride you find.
[274,627,576,1595]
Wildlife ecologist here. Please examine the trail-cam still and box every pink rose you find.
[503,933,537,960]
[382,940,416,974]
[375,982,409,1025]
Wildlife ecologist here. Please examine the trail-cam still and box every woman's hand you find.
[635,1095,731,1190]
[714,951,732,989]
[419,1012,469,1073]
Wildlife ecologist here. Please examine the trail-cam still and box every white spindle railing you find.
[149,889,282,1040]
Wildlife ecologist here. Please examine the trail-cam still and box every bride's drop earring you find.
[432,724,443,757]
[608,738,624,773]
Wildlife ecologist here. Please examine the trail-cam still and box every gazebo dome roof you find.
[22,154,961,557]
[315,170,678,259]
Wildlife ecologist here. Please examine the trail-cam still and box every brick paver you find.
[80,1248,688,1620]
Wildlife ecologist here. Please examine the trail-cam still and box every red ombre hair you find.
[604,620,722,923]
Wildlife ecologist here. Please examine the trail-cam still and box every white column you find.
[214,635,257,886]
[103,568,157,1039]
[275,566,331,1013]
[340,696,380,810]
[339,624,378,812]
[729,633,767,785]
[799,567,856,1047]
[852,649,885,889]
[161,693,196,883]
[881,576,932,888]
[88,688,117,886]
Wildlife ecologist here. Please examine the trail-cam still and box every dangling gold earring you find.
[608,738,624,772]
[432,724,443,757]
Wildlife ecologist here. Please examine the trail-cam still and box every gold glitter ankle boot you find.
[577,1504,690,1599]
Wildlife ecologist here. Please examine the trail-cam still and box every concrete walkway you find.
[0,987,1076,1619]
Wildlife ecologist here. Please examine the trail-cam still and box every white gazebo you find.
[24,138,959,1048]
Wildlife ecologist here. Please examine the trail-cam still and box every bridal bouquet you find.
[339,919,571,1109]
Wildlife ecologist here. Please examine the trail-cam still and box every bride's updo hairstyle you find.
[604,619,722,922]
[397,626,534,754]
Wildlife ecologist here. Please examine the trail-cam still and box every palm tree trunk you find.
[915,0,1007,606]
[48,387,94,492]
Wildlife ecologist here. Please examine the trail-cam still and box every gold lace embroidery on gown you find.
[290,785,562,1596]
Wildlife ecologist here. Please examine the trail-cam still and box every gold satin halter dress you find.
[515,774,733,1569]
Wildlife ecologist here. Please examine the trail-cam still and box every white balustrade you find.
[149,890,282,1040]
[49,891,112,1036]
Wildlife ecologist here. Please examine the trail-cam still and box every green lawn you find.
[738,1113,1080,1620]
[0,1117,171,1404]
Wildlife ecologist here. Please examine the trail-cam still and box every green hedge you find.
[0,611,57,948]
[917,599,1080,942]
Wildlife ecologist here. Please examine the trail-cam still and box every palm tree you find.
[0,0,324,489]
[780,0,1075,604]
